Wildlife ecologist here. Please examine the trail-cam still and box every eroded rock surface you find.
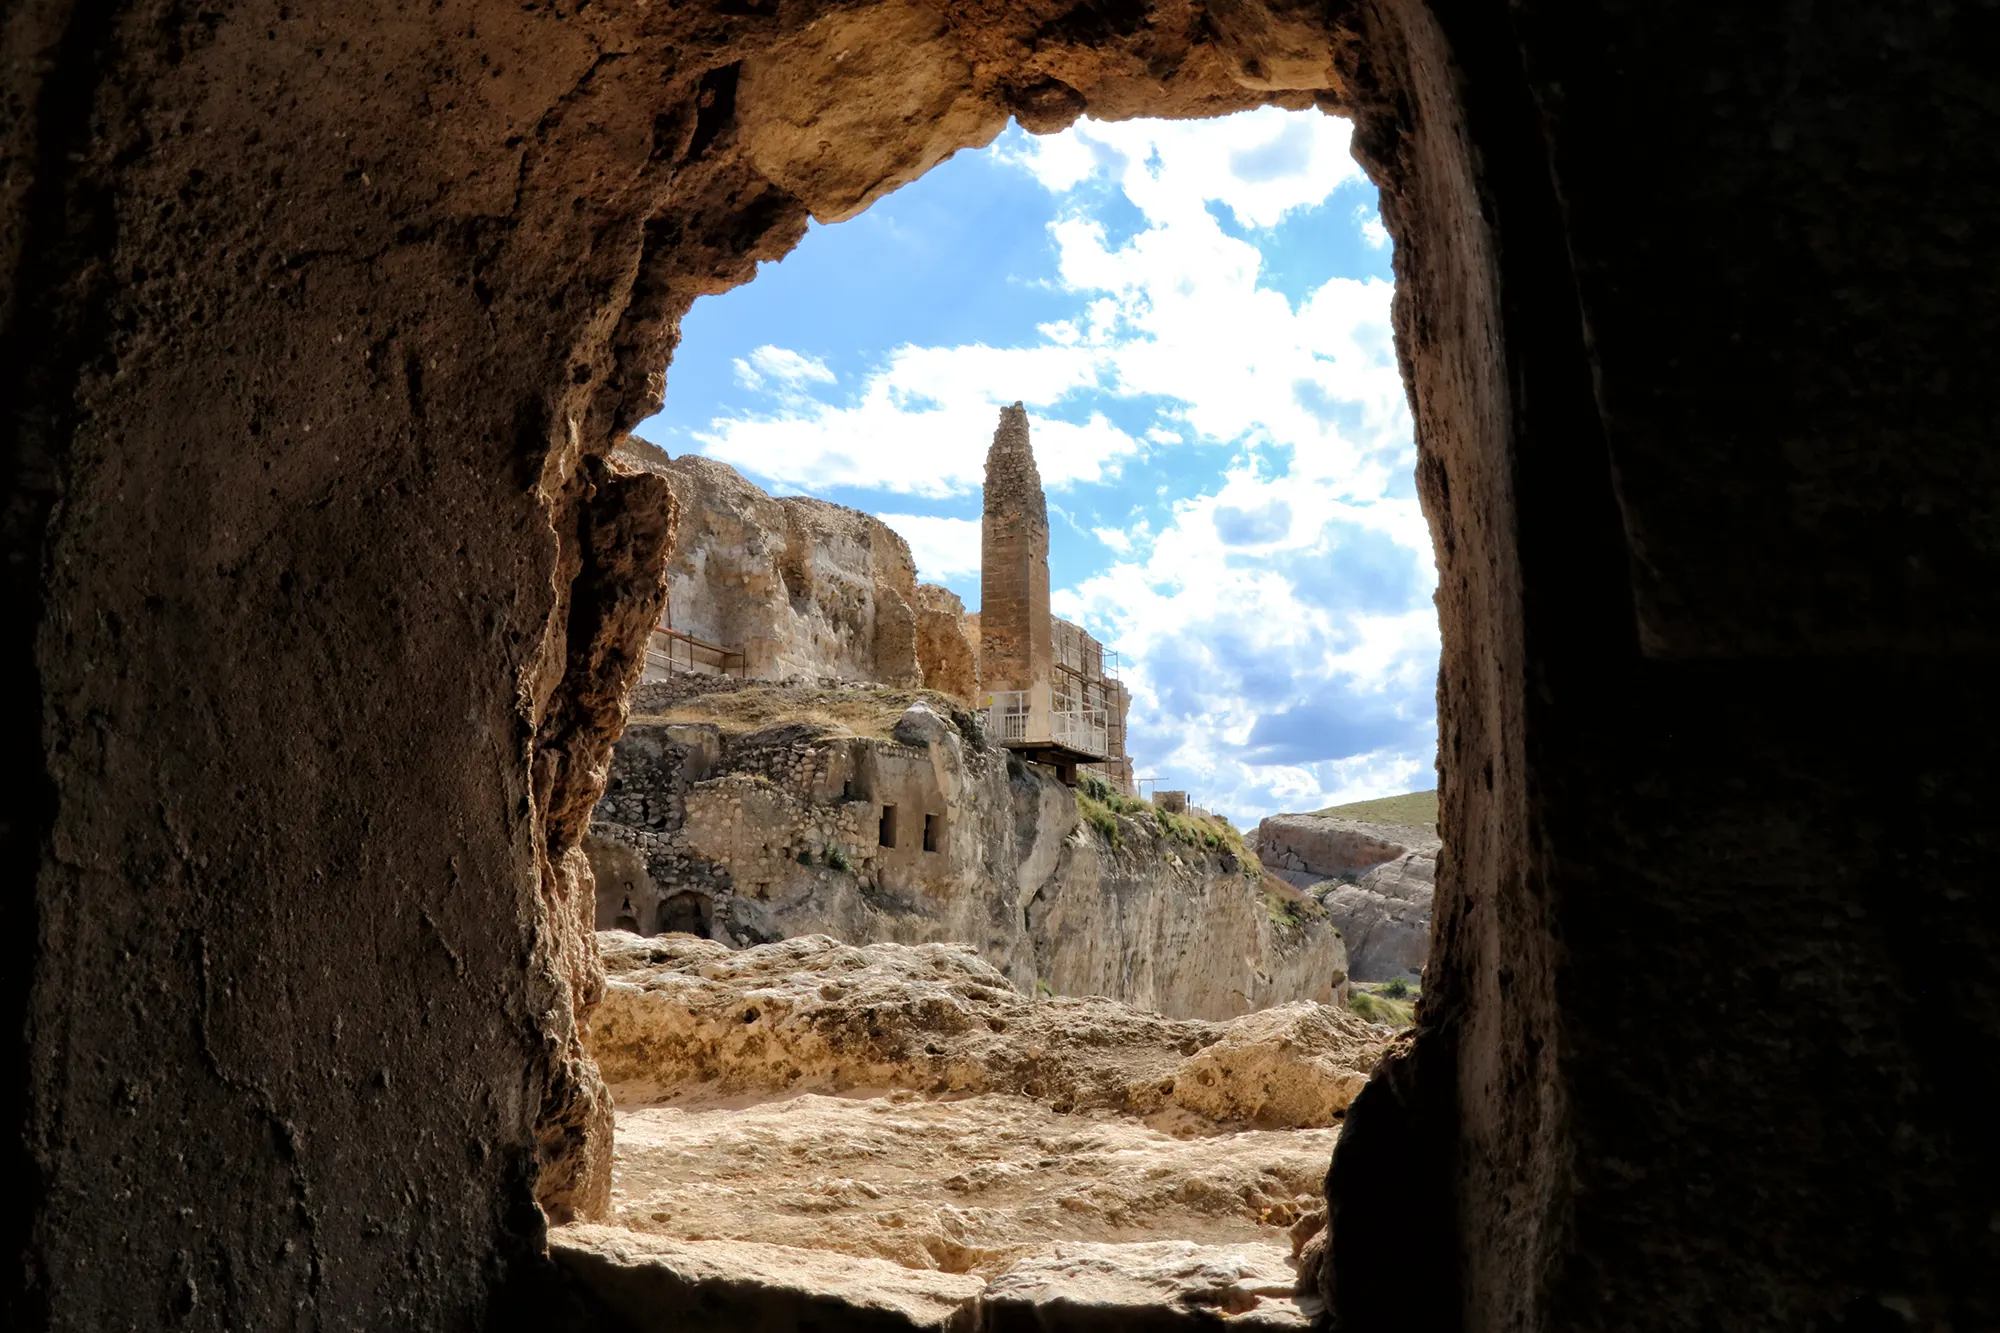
[914,584,980,705]
[607,1094,1339,1277]
[589,933,1382,1125]
[557,931,1371,1328]
[591,678,1345,1019]
[1251,816,1440,982]
[617,441,924,686]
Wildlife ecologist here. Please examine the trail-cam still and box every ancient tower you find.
[979,403,1054,718]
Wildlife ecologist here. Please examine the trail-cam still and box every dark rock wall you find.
[4,0,1995,1328]
[1330,1,2000,1329]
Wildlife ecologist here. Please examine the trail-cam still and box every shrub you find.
[1077,790,1122,847]
[1348,988,1415,1028]
[1382,977,1411,999]
[824,845,851,872]
[797,849,815,867]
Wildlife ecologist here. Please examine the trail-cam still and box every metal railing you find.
[983,690,1031,742]
[644,625,746,679]
[1050,706,1109,758]
[980,690,1108,757]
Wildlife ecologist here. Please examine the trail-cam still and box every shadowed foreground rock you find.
[551,1228,1312,1332]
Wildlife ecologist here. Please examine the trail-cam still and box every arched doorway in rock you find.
[587,74,1469,1331]
[656,891,712,938]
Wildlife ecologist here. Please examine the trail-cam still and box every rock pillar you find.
[978,404,1054,735]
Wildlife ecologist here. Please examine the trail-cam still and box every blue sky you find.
[634,108,1437,824]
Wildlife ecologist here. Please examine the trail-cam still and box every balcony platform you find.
[998,739,1107,785]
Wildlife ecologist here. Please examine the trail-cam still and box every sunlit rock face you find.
[616,440,926,686]
[588,681,1346,1021]
[549,930,1383,1328]
[1250,815,1439,981]
[7,0,1998,1329]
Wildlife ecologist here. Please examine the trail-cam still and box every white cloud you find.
[696,357,1143,497]
[877,514,982,581]
[1055,456,1438,823]
[1006,106,1365,230]
[679,109,1432,821]
[1354,205,1390,250]
[697,108,1403,507]
[732,344,836,392]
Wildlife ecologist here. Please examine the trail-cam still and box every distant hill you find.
[1311,789,1438,827]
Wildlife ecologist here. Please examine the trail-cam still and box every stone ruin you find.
[976,404,1134,789]
[616,404,1137,790]
[583,675,1341,1020]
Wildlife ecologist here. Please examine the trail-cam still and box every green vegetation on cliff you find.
[1077,774,1257,866]
[1312,789,1438,827]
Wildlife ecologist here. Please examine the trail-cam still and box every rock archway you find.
[6,1,1997,1329]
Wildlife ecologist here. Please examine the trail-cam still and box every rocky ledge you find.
[1249,814,1442,983]
[554,932,1390,1329]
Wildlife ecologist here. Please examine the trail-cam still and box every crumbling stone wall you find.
[913,583,979,704]
[978,403,1053,698]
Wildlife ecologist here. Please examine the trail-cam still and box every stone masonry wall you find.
[978,403,1051,697]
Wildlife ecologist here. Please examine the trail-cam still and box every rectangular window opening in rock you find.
[923,813,941,853]
[879,804,897,849]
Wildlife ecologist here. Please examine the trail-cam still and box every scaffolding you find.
[643,624,746,680]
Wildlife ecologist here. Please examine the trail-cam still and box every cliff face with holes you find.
[587,677,1344,1021]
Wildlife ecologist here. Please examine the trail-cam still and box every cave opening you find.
[583,93,1437,1325]
[21,1,1983,1328]
[656,891,712,938]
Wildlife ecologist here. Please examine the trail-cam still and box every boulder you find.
[1315,852,1435,982]
[1250,816,1440,982]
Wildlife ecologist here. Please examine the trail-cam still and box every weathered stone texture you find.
[617,441,925,684]
[590,679,1342,1020]
[1250,815,1439,981]
[978,403,1052,697]
[914,583,980,704]
[590,933,1378,1123]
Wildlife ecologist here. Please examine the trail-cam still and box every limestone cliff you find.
[913,582,979,704]
[615,439,923,685]
[588,676,1345,1021]
[1249,815,1441,983]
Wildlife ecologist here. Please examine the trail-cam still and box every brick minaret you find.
[978,403,1052,707]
